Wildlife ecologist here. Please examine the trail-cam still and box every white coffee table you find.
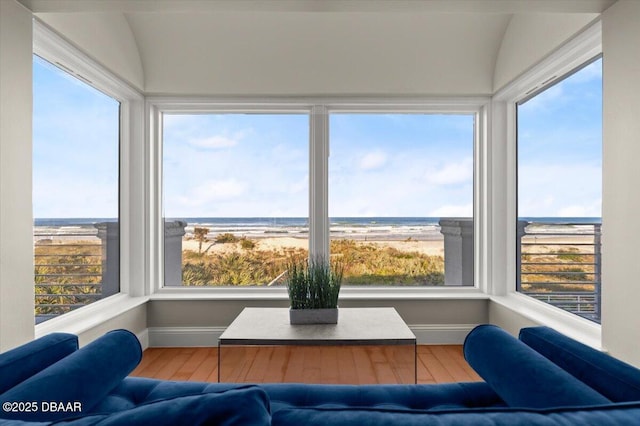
[218,307,417,384]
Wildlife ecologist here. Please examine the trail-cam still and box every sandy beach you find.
[181,234,595,257]
[182,236,447,256]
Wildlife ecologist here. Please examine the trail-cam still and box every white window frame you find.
[148,97,489,301]
[34,19,147,338]
[490,20,602,347]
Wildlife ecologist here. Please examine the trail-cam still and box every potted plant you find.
[286,256,344,324]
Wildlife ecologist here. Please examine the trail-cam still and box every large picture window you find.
[162,113,309,286]
[33,55,121,323]
[517,57,603,322]
[160,107,477,288]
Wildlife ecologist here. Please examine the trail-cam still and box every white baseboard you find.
[148,327,227,347]
[147,324,477,347]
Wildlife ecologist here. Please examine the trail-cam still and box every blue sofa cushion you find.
[0,333,78,395]
[261,382,504,411]
[271,402,640,426]
[92,377,244,413]
[520,326,640,402]
[50,386,271,426]
[463,324,610,409]
[0,330,141,422]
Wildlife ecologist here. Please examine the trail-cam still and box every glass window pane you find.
[517,58,603,323]
[329,113,474,286]
[33,55,121,323]
[163,113,309,286]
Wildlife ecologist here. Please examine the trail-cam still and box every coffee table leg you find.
[414,342,417,384]
[218,341,221,383]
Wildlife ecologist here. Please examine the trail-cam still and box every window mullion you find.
[309,105,329,260]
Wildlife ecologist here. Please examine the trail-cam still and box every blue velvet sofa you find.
[2,324,640,425]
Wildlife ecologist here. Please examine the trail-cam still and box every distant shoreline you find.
[34,216,602,227]
[32,216,601,244]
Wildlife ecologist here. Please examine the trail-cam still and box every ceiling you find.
[19,0,616,14]
[20,0,613,95]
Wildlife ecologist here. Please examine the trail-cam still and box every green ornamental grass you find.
[287,256,343,310]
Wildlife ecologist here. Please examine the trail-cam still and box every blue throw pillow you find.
[0,330,141,422]
[463,324,610,409]
[50,387,271,426]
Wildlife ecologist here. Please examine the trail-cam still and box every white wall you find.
[75,304,147,348]
[147,298,488,345]
[493,13,598,92]
[601,0,640,367]
[36,12,144,91]
[0,0,34,351]
[489,302,540,337]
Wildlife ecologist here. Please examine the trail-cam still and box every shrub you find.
[215,233,238,244]
[240,238,256,250]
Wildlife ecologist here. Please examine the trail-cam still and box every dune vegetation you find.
[34,240,102,317]
[33,234,597,317]
[181,237,445,286]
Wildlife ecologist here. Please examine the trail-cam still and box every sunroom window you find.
[162,113,309,286]
[516,57,603,322]
[329,113,475,286]
[33,55,121,323]
[160,107,477,288]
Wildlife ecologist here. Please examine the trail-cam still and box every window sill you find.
[35,294,149,339]
[490,292,601,350]
[150,286,489,301]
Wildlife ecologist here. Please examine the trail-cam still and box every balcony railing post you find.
[95,222,119,298]
[164,220,187,286]
[516,220,529,292]
[439,218,473,286]
[594,223,602,322]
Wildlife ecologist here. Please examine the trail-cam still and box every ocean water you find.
[33,216,602,240]
[34,216,601,228]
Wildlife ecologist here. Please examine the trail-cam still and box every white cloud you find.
[557,199,602,217]
[360,151,387,171]
[288,175,309,195]
[425,158,473,185]
[188,135,238,149]
[518,163,601,217]
[429,203,473,217]
[179,179,247,207]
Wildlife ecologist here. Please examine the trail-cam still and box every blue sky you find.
[33,56,602,219]
[33,55,119,219]
[518,58,602,218]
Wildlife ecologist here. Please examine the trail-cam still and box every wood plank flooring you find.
[131,345,482,385]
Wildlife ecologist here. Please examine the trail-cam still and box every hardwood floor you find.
[131,345,482,385]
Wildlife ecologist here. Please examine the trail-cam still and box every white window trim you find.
[33,19,147,336]
[490,20,602,347]
[148,96,489,298]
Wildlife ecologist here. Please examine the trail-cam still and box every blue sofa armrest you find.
[0,333,78,395]
[464,324,610,408]
[0,330,141,422]
[520,326,640,402]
